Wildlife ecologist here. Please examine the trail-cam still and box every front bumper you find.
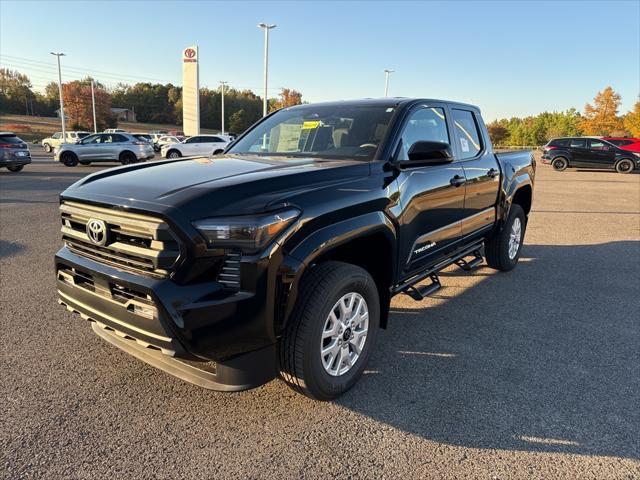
[55,245,279,390]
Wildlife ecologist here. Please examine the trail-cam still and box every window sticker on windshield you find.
[276,124,303,151]
[460,137,470,152]
[302,120,321,130]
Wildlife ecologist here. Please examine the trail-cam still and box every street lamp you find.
[258,23,276,117]
[384,69,394,97]
[220,81,228,135]
[51,52,66,142]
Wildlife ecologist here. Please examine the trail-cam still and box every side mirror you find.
[398,141,454,167]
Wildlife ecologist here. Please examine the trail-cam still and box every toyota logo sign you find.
[86,218,108,246]
[184,48,196,58]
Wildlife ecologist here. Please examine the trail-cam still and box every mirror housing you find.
[397,141,454,168]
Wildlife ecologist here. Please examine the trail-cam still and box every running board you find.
[394,242,484,300]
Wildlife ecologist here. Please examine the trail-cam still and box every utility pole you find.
[258,23,276,117]
[384,69,394,97]
[51,52,66,143]
[220,81,228,135]
[91,79,97,133]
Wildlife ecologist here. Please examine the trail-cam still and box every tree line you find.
[0,68,303,133]
[487,87,640,146]
[2,69,638,141]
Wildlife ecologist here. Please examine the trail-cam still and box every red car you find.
[603,137,640,153]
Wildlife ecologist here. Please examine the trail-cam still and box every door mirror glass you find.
[405,141,454,165]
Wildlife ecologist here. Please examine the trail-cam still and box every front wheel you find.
[167,150,181,159]
[279,261,379,400]
[61,152,78,167]
[43,143,52,153]
[7,165,24,172]
[485,204,526,272]
[615,159,635,174]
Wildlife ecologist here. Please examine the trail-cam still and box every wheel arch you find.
[119,149,136,160]
[280,212,397,330]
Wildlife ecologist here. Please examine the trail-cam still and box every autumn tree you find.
[486,122,509,146]
[623,100,640,137]
[63,79,112,131]
[271,88,303,111]
[581,86,623,135]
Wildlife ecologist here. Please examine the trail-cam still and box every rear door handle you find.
[450,174,466,187]
[487,168,500,178]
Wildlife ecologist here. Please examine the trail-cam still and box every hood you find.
[62,154,370,218]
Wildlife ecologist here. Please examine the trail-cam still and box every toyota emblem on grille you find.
[86,218,108,246]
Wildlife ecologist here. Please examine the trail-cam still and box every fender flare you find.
[499,173,533,225]
[277,211,397,330]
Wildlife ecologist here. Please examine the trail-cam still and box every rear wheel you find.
[167,149,181,159]
[7,165,24,172]
[485,204,526,272]
[279,261,379,400]
[61,152,78,167]
[615,158,635,174]
[552,157,568,171]
[43,143,52,153]
[119,151,136,165]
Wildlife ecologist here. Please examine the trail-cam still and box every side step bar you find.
[393,242,484,301]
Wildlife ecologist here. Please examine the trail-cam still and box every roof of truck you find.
[285,97,480,112]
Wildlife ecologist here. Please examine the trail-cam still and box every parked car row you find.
[54,132,155,167]
[541,136,640,173]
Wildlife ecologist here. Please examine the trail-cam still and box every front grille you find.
[217,250,241,289]
[60,201,180,278]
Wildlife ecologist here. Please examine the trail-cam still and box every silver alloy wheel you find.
[320,292,369,377]
[508,217,522,259]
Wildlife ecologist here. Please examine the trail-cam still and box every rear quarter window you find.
[550,139,569,147]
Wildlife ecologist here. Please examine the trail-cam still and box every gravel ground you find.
[1,151,639,479]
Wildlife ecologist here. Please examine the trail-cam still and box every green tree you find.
[228,109,251,134]
[486,121,509,146]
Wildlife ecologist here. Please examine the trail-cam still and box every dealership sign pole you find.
[182,45,200,136]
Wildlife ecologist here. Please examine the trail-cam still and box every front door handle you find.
[487,168,500,178]
[450,174,466,187]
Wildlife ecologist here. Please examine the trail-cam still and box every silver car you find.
[55,133,155,167]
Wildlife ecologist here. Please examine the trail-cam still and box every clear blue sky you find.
[1,0,639,120]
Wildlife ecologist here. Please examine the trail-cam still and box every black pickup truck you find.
[55,98,535,400]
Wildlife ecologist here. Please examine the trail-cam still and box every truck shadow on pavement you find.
[339,241,640,460]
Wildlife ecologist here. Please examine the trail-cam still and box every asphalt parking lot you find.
[1,149,639,479]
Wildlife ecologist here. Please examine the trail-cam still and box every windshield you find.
[228,105,395,160]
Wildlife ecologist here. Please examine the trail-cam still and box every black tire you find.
[485,204,526,272]
[279,261,380,400]
[79,160,91,166]
[167,149,181,159]
[213,149,224,155]
[7,165,24,172]
[552,157,568,171]
[43,143,52,153]
[119,151,136,165]
[615,158,635,174]
[61,152,78,167]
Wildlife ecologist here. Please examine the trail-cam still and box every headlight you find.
[193,208,300,252]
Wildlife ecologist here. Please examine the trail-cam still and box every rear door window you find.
[588,139,608,150]
[452,109,482,159]
[569,139,586,148]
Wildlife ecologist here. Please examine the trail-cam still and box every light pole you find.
[384,69,394,97]
[258,23,276,117]
[90,79,97,133]
[220,81,228,135]
[51,52,66,143]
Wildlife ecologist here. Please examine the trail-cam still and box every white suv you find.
[161,135,230,158]
[41,131,91,152]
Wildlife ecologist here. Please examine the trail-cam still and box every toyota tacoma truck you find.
[55,98,535,400]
